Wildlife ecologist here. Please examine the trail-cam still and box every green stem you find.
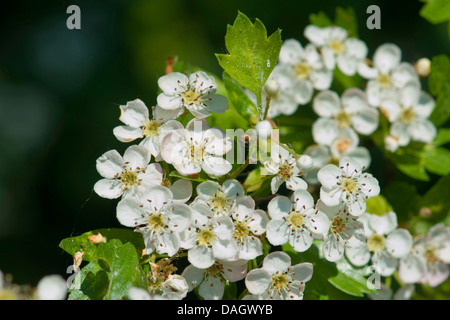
[263,96,271,120]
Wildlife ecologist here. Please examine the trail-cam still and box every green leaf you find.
[383,182,420,222]
[335,7,359,38]
[420,0,450,24]
[169,170,208,182]
[328,257,377,297]
[390,149,430,181]
[222,282,237,300]
[94,239,146,300]
[428,55,450,127]
[309,11,332,27]
[365,195,393,216]
[216,12,282,112]
[422,146,450,176]
[433,128,450,146]
[222,71,259,125]
[68,260,107,300]
[421,174,450,220]
[59,228,145,262]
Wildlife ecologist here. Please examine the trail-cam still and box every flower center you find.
[198,228,216,247]
[233,221,250,241]
[182,89,202,107]
[331,216,346,235]
[271,273,290,291]
[143,119,161,137]
[209,191,232,215]
[340,177,358,195]
[188,144,205,164]
[286,212,304,230]
[335,138,350,153]
[329,40,345,54]
[294,62,311,80]
[367,234,386,252]
[335,110,352,128]
[278,162,294,180]
[400,107,415,124]
[376,74,391,89]
[161,177,172,188]
[424,246,438,263]
[206,263,223,278]
[148,213,165,231]
[121,170,139,187]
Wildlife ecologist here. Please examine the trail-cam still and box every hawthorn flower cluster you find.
[84,22,448,301]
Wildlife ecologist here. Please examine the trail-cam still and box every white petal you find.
[153,104,183,122]
[351,108,379,135]
[96,150,124,179]
[286,176,308,191]
[157,93,183,110]
[320,186,343,207]
[158,72,188,93]
[292,79,313,105]
[262,251,292,274]
[407,119,437,143]
[113,125,144,143]
[304,25,326,45]
[372,251,398,277]
[245,269,271,295]
[202,156,232,177]
[313,90,341,117]
[312,118,339,145]
[337,53,359,76]
[317,164,341,189]
[368,212,398,235]
[399,253,427,284]
[373,43,401,74]
[345,238,371,266]
[119,99,149,127]
[321,46,336,70]
[279,39,304,65]
[323,234,345,262]
[205,94,228,114]
[222,179,245,198]
[94,179,123,199]
[181,264,205,292]
[116,196,145,227]
[188,245,215,269]
[266,220,289,246]
[391,62,419,88]
[170,179,193,203]
[267,196,291,220]
[385,229,413,259]
[290,262,313,282]
[290,229,314,252]
[198,276,224,300]
[123,145,150,170]
[291,189,314,211]
[310,69,333,90]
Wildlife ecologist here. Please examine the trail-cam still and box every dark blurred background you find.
[0,0,448,286]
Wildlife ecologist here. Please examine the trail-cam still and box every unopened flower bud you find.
[255,120,273,139]
[297,155,313,171]
[264,79,279,98]
[414,58,431,77]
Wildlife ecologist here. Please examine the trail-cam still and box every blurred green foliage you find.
[0,0,449,295]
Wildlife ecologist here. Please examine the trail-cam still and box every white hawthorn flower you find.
[245,251,313,300]
[277,39,332,105]
[345,212,413,277]
[312,89,379,146]
[193,179,244,217]
[180,202,237,269]
[414,224,450,287]
[303,141,371,186]
[261,65,301,118]
[116,185,192,257]
[398,241,427,285]
[263,145,309,194]
[317,201,366,262]
[230,196,269,260]
[304,25,368,76]
[358,43,420,107]
[36,275,68,300]
[317,156,380,216]
[182,259,247,300]
[157,71,228,119]
[161,119,232,177]
[112,99,184,161]
[130,162,192,203]
[380,80,436,146]
[266,190,330,252]
[94,145,155,199]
